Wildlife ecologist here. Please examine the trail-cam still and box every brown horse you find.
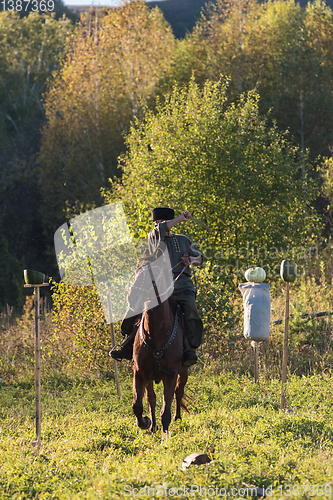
[127,251,188,434]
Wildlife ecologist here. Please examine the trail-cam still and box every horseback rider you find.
[110,207,204,366]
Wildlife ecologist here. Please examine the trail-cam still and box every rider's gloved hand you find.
[181,254,192,267]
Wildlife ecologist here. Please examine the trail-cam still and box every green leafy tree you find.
[0,11,73,147]
[320,157,333,236]
[105,78,321,282]
[38,0,176,235]
[51,281,115,375]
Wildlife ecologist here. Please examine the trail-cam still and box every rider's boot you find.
[109,333,134,361]
[183,349,198,367]
[182,336,198,367]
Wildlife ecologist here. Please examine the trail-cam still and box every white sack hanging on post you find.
[238,283,271,341]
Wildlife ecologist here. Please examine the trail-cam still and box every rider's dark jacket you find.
[147,222,203,295]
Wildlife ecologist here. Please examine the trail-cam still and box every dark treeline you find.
[148,0,208,38]
[1,0,333,311]
[0,11,74,307]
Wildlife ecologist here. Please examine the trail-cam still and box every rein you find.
[147,262,161,306]
[139,304,181,380]
[128,262,189,299]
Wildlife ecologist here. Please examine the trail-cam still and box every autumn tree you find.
[157,0,333,161]
[38,0,176,235]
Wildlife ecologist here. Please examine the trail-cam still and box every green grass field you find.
[1,366,333,499]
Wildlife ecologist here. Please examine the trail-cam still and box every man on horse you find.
[110,207,204,366]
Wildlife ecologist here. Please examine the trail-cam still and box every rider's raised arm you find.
[165,211,191,231]
[148,210,192,255]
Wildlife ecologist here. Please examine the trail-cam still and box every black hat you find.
[152,207,174,221]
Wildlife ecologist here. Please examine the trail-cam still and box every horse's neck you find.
[143,300,174,348]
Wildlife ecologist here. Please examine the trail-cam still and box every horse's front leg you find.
[132,370,151,430]
[161,376,178,434]
[174,369,188,421]
[146,381,157,432]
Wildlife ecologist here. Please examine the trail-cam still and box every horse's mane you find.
[137,248,163,267]
[136,296,185,329]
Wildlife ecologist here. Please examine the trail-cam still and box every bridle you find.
[139,303,181,380]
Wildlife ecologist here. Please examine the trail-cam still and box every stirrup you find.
[109,340,133,361]
[109,345,123,362]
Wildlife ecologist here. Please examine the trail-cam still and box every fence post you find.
[24,282,49,450]
[281,281,290,410]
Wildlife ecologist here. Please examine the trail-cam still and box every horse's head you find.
[127,248,174,312]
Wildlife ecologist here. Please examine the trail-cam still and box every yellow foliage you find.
[39,0,176,232]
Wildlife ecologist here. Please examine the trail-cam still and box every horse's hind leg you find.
[146,382,157,432]
[161,376,177,433]
[174,369,188,421]
[132,371,151,430]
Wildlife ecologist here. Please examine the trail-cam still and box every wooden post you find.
[251,341,260,384]
[24,283,48,450]
[107,283,121,398]
[254,343,259,384]
[281,282,290,410]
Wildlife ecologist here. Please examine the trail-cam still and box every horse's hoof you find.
[150,424,158,433]
[138,416,151,430]
[143,416,151,429]
[161,430,169,443]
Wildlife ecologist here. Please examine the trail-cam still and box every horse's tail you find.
[180,393,191,414]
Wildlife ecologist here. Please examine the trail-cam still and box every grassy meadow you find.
[1,367,333,499]
[2,0,333,496]
[1,266,333,499]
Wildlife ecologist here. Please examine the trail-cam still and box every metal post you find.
[281,282,290,410]
[24,282,49,450]
[107,283,121,398]
[34,285,41,449]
